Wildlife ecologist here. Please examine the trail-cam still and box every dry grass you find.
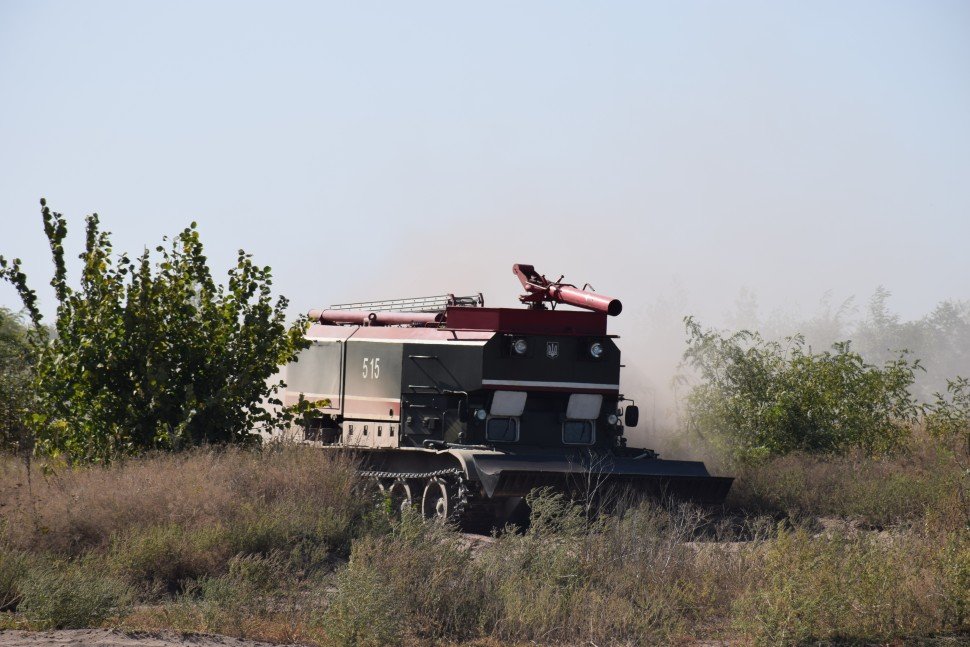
[0,443,966,645]
[725,429,968,531]
[733,527,969,645]
[316,495,968,646]
[0,444,362,557]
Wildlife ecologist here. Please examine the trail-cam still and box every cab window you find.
[563,420,594,445]
[486,417,519,442]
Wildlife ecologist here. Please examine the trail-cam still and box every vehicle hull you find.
[349,446,733,509]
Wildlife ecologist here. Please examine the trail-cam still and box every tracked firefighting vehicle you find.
[282,264,732,528]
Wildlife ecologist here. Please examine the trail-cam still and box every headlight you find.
[589,342,604,358]
[475,408,487,421]
[512,338,528,355]
[608,414,619,425]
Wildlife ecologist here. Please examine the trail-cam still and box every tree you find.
[0,199,309,462]
[0,308,36,453]
[681,317,921,463]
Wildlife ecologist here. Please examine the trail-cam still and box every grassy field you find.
[0,443,966,646]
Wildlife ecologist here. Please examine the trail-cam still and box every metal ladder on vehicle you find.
[329,293,483,313]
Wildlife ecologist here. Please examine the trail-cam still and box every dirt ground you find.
[0,630,303,647]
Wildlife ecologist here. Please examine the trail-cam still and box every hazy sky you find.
[2,1,969,333]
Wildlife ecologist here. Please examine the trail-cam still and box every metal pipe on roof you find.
[308,309,443,326]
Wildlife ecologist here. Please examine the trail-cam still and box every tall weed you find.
[318,511,479,644]
[0,549,28,611]
[17,558,129,629]
[733,527,967,645]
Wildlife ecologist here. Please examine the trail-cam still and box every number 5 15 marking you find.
[362,357,381,379]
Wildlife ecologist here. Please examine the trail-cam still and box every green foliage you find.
[0,309,36,453]
[0,199,309,461]
[523,486,591,537]
[682,317,922,463]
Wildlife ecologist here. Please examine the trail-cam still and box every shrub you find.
[112,524,231,593]
[523,486,593,537]
[123,550,315,644]
[926,376,970,455]
[320,559,403,647]
[938,532,970,630]
[175,552,291,638]
[18,557,129,629]
[682,317,921,463]
[318,511,478,644]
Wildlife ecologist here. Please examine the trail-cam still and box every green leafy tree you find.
[0,199,309,462]
[0,308,37,453]
[681,317,921,463]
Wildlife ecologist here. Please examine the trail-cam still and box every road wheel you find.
[421,477,452,522]
[387,479,414,516]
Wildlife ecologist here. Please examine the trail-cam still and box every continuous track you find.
[359,468,496,531]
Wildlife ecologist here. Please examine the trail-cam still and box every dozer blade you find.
[467,453,733,505]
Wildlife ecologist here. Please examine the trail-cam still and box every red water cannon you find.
[512,264,622,316]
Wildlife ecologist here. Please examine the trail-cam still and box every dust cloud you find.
[319,208,970,455]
